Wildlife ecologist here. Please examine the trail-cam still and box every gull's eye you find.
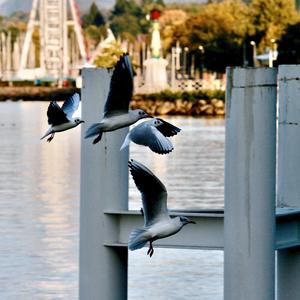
[180,216,187,223]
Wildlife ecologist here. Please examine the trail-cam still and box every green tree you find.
[111,0,141,17]
[109,0,166,38]
[248,0,299,52]
[84,25,107,47]
[82,2,105,28]
[172,0,249,73]
[277,22,300,64]
[110,14,142,40]
[159,9,187,51]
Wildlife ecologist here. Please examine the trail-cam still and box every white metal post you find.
[224,67,277,300]
[277,65,300,300]
[79,68,129,300]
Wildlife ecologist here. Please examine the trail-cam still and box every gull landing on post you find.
[128,160,195,257]
[84,54,150,144]
[40,93,84,142]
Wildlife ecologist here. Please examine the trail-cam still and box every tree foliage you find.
[1,0,300,73]
[81,2,106,51]
[110,14,142,39]
[277,22,300,64]
[164,0,300,71]
[109,0,166,39]
[159,9,187,51]
[171,0,249,73]
[109,0,145,39]
[84,25,107,47]
[93,41,125,68]
[248,0,299,51]
[82,2,105,28]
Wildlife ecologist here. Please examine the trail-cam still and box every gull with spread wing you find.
[120,118,181,154]
[128,159,195,257]
[41,93,84,142]
[84,54,150,144]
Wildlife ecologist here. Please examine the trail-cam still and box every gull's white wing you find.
[72,101,81,119]
[61,93,80,120]
[130,123,173,154]
[155,118,181,137]
[103,54,133,117]
[128,159,169,227]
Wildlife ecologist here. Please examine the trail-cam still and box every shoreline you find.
[0,86,225,116]
[0,86,80,101]
[131,95,225,116]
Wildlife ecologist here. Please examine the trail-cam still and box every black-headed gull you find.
[84,54,150,144]
[120,118,181,154]
[128,159,195,257]
[41,93,84,142]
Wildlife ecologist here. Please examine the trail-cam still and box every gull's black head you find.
[138,109,147,117]
[74,118,85,125]
[130,109,152,120]
[179,216,196,226]
[152,118,164,127]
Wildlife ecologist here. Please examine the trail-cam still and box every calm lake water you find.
[0,101,224,299]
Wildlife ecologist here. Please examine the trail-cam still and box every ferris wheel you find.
[19,0,88,79]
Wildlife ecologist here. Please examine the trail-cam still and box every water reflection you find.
[129,249,223,300]
[0,102,224,299]
[0,102,79,299]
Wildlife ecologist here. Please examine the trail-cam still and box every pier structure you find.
[18,0,87,80]
[79,66,300,299]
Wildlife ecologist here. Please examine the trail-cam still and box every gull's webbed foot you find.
[147,241,154,257]
[93,132,103,144]
[47,133,54,143]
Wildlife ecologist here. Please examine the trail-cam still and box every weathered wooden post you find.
[79,68,129,300]
[224,67,277,300]
[277,65,300,300]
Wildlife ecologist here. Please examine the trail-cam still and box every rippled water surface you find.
[0,101,224,299]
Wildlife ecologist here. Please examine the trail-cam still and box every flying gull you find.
[120,118,181,154]
[84,54,150,144]
[128,159,195,257]
[41,93,84,142]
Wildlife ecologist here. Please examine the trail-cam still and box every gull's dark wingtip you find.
[128,159,145,175]
[128,159,136,171]
[156,118,182,137]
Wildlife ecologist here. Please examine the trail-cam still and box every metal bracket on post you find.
[102,208,300,251]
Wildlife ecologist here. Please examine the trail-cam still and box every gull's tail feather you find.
[120,133,131,151]
[84,123,103,139]
[128,228,149,251]
[40,127,53,140]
